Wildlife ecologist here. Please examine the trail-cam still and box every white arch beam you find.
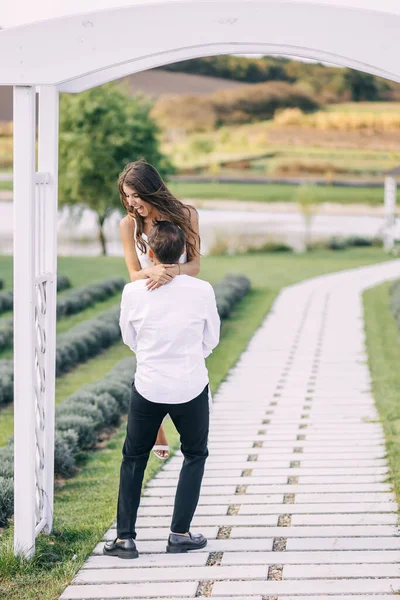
[1,1,400,91]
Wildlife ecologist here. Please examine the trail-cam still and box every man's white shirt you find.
[119,275,220,404]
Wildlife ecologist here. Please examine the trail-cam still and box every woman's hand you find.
[146,264,179,291]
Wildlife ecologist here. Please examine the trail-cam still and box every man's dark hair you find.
[147,220,186,264]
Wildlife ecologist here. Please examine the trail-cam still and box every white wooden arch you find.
[1,0,400,558]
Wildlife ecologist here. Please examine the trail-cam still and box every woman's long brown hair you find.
[118,159,199,260]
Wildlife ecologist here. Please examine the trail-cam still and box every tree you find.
[343,69,379,101]
[296,184,319,252]
[59,84,172,255]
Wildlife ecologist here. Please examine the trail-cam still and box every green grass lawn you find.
[0,248,396,600]
[170,181,384,205]
[0,180,387,206]
[364,281,400,501]
[0,248,393,447]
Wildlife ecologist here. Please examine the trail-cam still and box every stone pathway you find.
[61,260,400,599]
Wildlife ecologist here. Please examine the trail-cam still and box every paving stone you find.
[285,563,400,578]
[294,492,395,503]
[74,564,267,584]
[83,553,208,569]
[245,448,387,457]
[212,578,400,596]
[140,494,285,506]
[230,525,398,538]
[60,582,198,598]
[250,467,388,476]
[239,502,397,514]
[134,515,278,528]
[298,459,388,467]
[221,550,400,565]
[147,475,288,487]
[144,485,237,496]
[136,505,227,517]
[248,441,386,448]
[253,451,387,461]
[291,513,398,525]
[162,461,292,471]
[268,597,400,600]
[287,537,400,551]
[245,483,392,494]
[295,475,387,484]
[155,469,244,479]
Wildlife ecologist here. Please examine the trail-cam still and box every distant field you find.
[170,181,384,205]
[165,102,400,179]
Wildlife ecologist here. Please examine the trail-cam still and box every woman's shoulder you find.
[185,204,199,221]
[120,214,135,232]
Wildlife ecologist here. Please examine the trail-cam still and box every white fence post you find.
[384,176,397,252]
[13,86,37,558]
[38,86,59,535]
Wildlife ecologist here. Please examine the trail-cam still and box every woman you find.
[118,159,201,459]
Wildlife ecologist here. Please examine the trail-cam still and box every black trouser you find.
[116,383,209,539]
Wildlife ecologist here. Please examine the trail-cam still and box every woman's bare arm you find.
[120,216,174,284]
[120,216,147,281]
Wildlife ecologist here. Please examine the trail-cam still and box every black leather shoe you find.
[166,532,207,553]
[103,537,139,559]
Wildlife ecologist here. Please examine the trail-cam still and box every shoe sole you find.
[166,539,208,553]
[103,547,139,559]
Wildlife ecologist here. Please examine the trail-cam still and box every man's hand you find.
[146,264,179,291]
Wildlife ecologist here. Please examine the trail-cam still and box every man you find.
[104,220,220,559]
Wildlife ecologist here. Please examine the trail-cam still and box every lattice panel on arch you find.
[34,275,47,531]
[33,173,51,534]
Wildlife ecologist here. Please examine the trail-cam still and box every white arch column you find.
[13,85,59,557]
[13,85,37,558]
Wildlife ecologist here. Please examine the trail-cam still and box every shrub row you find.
[0,277,125,353]
[0,279,3,290]
[55,306,121,377]
[214,274,251,319]
[0,291,13,315]
[310,236,381,252]
[0,273,252,526]
[56,275,72,292]
[0,319,12,353]
[0,305,121,406]
[0,274,72,316]
[56,277,124,319]
[211,235,382,257]
[0,357,136,526]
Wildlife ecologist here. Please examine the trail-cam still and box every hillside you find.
[121,69,249,97]
[0,70,249,122]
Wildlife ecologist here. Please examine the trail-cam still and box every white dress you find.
[133,222,212,412]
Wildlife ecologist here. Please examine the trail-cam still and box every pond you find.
[0,202,397,256]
